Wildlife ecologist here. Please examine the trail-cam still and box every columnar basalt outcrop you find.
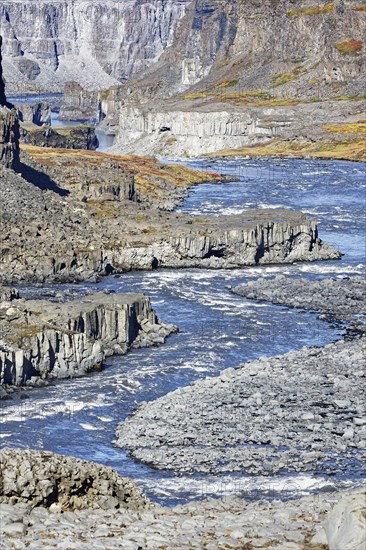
[19,124,99,150]
[0,36,19,168]
[0,157,341,283]
[112,97,365,157]
[0,143,341,284]
[59,82,101,122]
[0,290,176,386]
[114,106,275,156]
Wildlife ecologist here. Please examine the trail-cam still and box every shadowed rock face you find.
[0,36,6,105]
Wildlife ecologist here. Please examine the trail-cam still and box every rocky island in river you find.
[0,1,365,549]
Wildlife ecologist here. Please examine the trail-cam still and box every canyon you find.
[0,0,191,92]
[0,4,365,549]
[1,1,364,157]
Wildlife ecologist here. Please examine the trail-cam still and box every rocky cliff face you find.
[59,81,101,122]
[104,0,365,156]
[17,103,51,126]
[114,105,279,156]
[20,124,99,150]
[127,0,365,100]
[0,36,19,168]
[0,290,175,386]
[113,96,362,157]
[0,0,191,93]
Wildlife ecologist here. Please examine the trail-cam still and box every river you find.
[1,157,365,506]
[9,93,114,152]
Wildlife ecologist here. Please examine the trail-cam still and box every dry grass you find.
[334,39,363,55]
[21,145,223,200]
[323,121,366,135]
[287,3,334,17]
[270,67,302,88]
[208,137,366,162]
[217,79,240,89]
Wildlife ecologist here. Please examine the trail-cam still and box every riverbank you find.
[1,448,365,550]
[116,335,366,476]
[208,135,366,162]
[0,147,340,285]
[233,275,366,334]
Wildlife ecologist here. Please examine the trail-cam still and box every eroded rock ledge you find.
[0,161,340,283]
[0,289,176,386]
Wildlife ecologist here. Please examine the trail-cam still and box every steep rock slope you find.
[0,0,191,92]
[127,0,365,100]
[107,0,365,156]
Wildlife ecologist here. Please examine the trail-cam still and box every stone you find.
[19,124,99,150]
[115,335,365,476]
[0,448,151,511]
[1,522,26,536]
[323,492,366,550]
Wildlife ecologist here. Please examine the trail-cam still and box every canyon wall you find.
[128,0,365,101]
[113,97,359,157]
[0,36,19,168]
[0,0,191,93]
[114,105,283,156]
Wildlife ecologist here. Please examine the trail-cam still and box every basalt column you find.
[0,36,19,168]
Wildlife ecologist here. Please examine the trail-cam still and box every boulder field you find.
[0,448,365,550]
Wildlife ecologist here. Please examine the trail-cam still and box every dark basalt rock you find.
[0,35,20,168]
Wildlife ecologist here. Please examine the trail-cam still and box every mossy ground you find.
[208,137,366,162]
[287,3,334,17]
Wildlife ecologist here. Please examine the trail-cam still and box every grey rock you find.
[323,492,366,550]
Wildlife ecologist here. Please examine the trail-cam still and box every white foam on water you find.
[64,400,85,412]
[97,416,114,423]
[299,263,365,275]
[79,423,100,431]
[258,202,288,210]
[219,207,246,216]
[137,473,355,501]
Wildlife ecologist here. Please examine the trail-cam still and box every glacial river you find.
[1,158,365,505]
